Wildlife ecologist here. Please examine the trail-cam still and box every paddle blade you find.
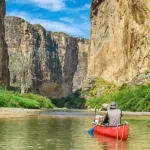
[88,126,95,134]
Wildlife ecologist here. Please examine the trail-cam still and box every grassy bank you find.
[0,88,55,109]
[86,84,150,112]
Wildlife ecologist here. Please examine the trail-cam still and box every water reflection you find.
[93,133,128,150]
[0,117,96,150]
[0,110,149,150]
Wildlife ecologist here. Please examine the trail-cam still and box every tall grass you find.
[0,88,55,109]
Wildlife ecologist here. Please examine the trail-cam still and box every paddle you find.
[95,107,96,116]
[88,107,97,134]
[88,126,96,134]
[88,125,96,134]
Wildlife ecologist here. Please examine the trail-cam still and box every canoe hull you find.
[93,124,129,140]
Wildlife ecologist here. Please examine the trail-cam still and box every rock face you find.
[130,72,150,85]
[88,0,150,84]
[72,38,89,91]
[0,0,9,87]
[5,16,89,98]
[5,17,62,94]
[39,32,88,98]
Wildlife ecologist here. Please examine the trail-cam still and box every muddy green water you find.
[0,109,150,150]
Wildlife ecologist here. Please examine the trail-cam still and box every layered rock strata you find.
[88,0,150,84]
[0,0,9,87]
[5,16,89,98]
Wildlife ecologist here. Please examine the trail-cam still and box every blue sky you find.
[6,0,92,39]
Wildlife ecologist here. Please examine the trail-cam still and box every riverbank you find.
[99,110,150,116]
[0,108,150,119]
[86,108,150,116]
[122,111,150,116]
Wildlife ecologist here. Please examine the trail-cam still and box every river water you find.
[0,109,150,150]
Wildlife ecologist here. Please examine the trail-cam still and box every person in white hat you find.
[102,102,122,126]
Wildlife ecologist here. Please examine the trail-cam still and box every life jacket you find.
[108,109,122,126]
[94,115,103,124]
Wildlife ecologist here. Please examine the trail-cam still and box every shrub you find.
[0,88,55,109]
[86,84,150,112]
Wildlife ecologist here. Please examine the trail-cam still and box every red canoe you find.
[93,124,129,140]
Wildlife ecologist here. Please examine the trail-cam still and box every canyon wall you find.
[88,0,150,84]
[0,0,9,87]
[5,17,62,94]
[72,38,89,92]
[5,16,89,98]
[51,33,89,96]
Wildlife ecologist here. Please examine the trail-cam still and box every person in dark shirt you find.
[102,102,122,126]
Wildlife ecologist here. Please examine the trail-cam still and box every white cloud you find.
[80,16,88,20]
[60,17,73,23]
[6,11,86,37]
[83,3,91,9]
[7,0,90,12]
[32,18,83,35]
[31,0,66,11]
[78,3,91,10]
[7,11,30,20]
[66,3,91,12]
[8,0,66,11]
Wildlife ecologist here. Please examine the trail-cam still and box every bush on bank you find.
[0,88,55,109]
[86,84,150,112]
[50,78,150,112]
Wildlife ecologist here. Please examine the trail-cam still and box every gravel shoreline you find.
[0,108,150,119]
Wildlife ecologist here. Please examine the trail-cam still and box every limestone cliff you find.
[39,32,89,98]
[88,0,150,84]
[5,17,62,94]
[5,16,89,98]
[72,38,89,92]
[0,0,9,87]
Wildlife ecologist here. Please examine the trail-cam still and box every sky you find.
[6,0,92,39]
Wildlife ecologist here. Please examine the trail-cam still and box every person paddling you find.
[102,102,122,126]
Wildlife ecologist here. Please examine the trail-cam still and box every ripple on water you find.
[0,110,150,150]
